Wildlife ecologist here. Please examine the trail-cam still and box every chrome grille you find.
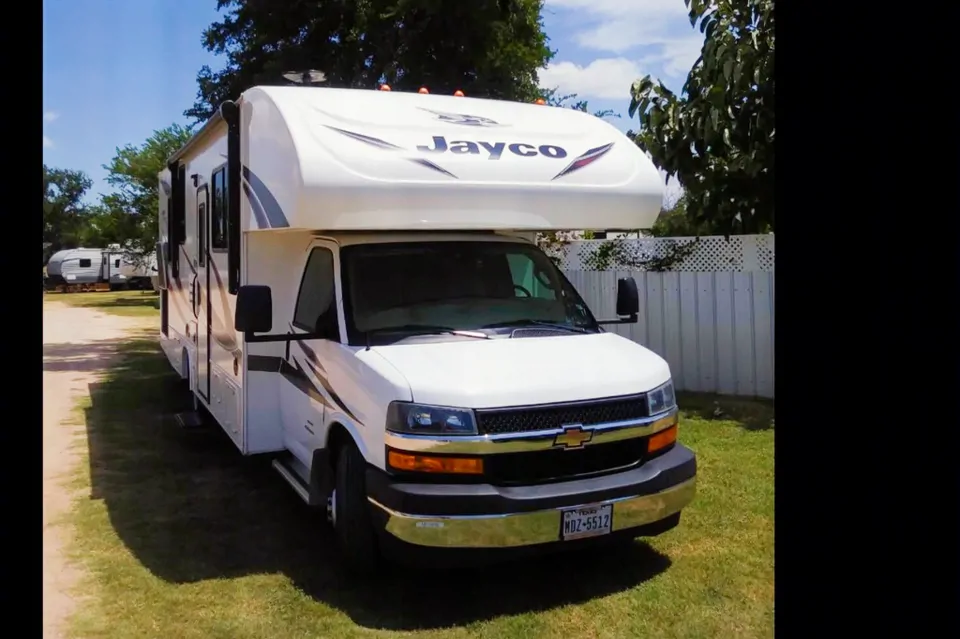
[474,394,649,436]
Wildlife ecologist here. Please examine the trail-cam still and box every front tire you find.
[333,441,381,574]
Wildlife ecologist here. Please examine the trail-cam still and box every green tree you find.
[100,124,194,261]
[628,0,774,235]
[541,88,619,119]
[43,165,92,260]
[187,0,553,121]
[650,192,719,237]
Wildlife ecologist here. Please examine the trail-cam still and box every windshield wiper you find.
[481,319,592,334]
[364,324,489,350]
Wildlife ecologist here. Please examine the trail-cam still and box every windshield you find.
[339,240,598,345]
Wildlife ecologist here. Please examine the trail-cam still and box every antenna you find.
[282,70,327,85]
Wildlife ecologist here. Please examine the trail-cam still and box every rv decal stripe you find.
[324,126,459,179]
[242,180,270,229]
[551,142,616,180]
[280,358,333,409]
[242,166,290,228]
[410,158,458,178]
[297,350,364,427]
[248,355,282,372]
[324,126,402,150]
[209,262,241,355]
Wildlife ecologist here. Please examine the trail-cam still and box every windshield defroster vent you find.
[510,328,571,338]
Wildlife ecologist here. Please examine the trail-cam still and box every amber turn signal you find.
[388,450,483,474]
[648,424,678,453]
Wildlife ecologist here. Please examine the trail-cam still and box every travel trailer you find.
[114,249,156,290]
[45,246,155,292]
[45,247,120,292]
[156,85,697,571]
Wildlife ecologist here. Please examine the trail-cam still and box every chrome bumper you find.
[368,476,696,549]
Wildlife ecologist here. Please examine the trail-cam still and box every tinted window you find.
[78,258,91,268]
[198,198,207,267]
[292,248,339,338]
[114,259,121,268]
[211,169,227,250]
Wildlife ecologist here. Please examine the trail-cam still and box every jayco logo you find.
[416,136,568,160]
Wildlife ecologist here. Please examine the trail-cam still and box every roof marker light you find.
[380,84,391,91]
[535,98,546,105]
[453,90,465,97]
[418,87,429,94]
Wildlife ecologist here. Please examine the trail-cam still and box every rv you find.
[114,250,156,290]
[156,85,697,571]
[45,246,155,292]
[45,247,120,292]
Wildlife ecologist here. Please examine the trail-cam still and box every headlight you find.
[646,379,677,415]
[386,402,478,436]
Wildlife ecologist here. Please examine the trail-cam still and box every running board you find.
[174,411,205,430]
[272,457,321,507]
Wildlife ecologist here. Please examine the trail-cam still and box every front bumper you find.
[366,442,696,549]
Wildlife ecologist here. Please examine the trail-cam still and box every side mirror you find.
[598,277,639,325]
[235,285,273,333]
[616,277,639,319]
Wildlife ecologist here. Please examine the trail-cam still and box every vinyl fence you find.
[560,235,775,399]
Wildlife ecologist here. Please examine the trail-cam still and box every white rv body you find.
[46,248,107,285]
[157,86,696,564]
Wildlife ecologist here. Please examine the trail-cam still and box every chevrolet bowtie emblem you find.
[553,425,593,450]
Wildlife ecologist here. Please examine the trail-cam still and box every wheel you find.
[332,441,381,574]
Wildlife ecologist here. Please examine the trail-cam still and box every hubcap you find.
[326,489,337,527]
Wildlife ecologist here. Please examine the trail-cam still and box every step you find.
[174,411,206,430]
[272,456,321,506]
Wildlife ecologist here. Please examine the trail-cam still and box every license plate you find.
[561,503,613,541]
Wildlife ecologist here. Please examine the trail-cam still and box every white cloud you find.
[43,135,54,148]
[545,0,704,82]
[43,111,59,122]
[540,58,645,99]
[639,37,704,78]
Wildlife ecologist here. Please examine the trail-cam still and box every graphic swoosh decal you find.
[552,142,615,180]
[324,126,458,179]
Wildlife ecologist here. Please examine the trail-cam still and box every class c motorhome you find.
[156,85,697,571]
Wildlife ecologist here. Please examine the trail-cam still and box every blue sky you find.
[43,0,701,203]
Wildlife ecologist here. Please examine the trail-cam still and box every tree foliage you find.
[541,88,619,120]
[100,124,194,262]
[650,193,719,237]
[43,165,92,260]
[187,0,553,121]
[628,0,774,235]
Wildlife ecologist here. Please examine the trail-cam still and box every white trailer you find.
[156,85,696,571]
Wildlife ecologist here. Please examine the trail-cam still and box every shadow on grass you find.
[83,339,672,631]
[77,293,158,309]
[677,391,774,431]
[44,339,130,373]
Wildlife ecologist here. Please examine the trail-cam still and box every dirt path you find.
[43,301,156,639]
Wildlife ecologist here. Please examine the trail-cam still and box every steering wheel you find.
[513,284,532,297]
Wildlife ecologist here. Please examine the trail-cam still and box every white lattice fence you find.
[554,234,775,272]
[564,270,775,398]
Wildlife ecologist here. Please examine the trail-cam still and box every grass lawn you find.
[65,338,774,639]
[47,290,160,317]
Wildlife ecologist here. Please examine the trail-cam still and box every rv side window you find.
[211,168,228,251]
[197,185,208,267]
[293,248,339,338]
[114,259,121,268]
[79,258,91,268]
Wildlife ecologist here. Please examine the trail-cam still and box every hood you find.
[370,332,670,409]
